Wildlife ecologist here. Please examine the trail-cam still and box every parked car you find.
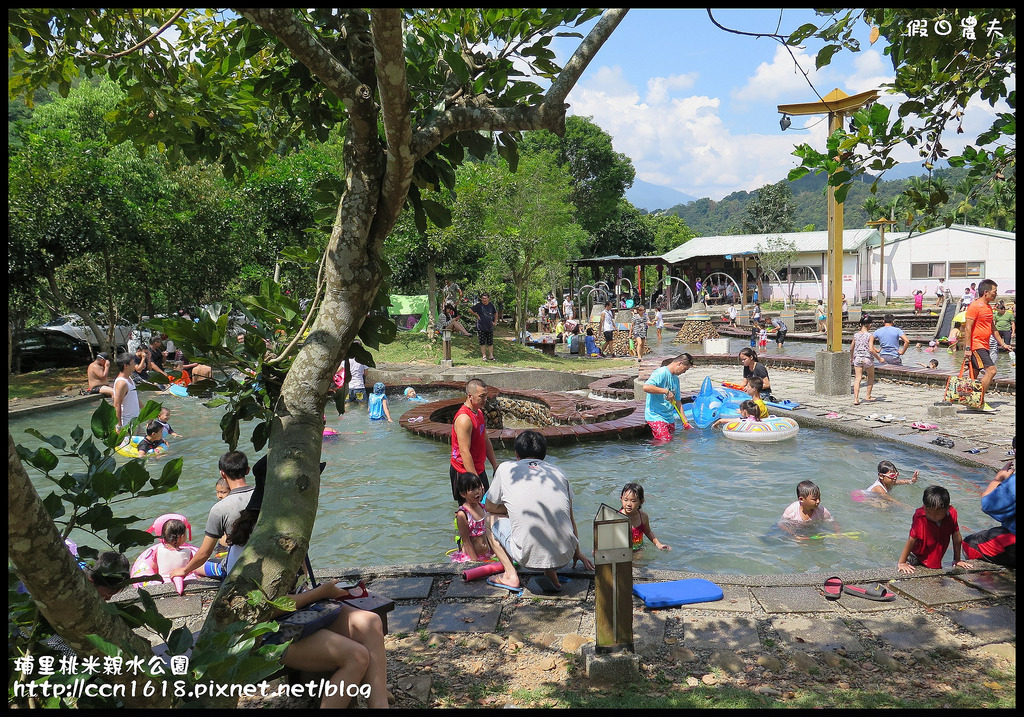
[38,314,131,349]
[13,330,94,374]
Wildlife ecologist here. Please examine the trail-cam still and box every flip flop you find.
[485,576,523,595]
[911,422,938,430]
[929,437,955,448]
[843,583,896,602]
[823,576,843,601]
[864,414,880,421]
[876,415,895,423]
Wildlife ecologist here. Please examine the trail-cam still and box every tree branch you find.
[410,8,630,162]
[84,9,186,59]
[237,7,369,106]
[370,9,415,244]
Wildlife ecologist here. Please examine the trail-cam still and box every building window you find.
[948,262,984,278]
[910,262,946,279]
[779,265,822,283]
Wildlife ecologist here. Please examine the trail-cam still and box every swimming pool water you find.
[10,392,998,576]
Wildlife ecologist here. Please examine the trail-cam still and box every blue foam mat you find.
[633,578,724,608]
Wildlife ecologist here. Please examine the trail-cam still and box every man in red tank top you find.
[450,378,498,503]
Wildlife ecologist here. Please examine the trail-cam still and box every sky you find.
[548,8,1009,201]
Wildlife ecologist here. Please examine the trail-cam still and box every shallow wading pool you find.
[11,390,997,576]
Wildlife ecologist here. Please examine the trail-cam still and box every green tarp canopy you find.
[389,294,431,332]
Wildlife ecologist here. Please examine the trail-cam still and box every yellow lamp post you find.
[778,88,879,353]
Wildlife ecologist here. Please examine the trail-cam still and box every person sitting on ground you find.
[962,454,1015,568]
[484,431,594,592]
[86,352,114,396]
[583,327,603,357]
[224,464,389,709]
[897,485,972,573]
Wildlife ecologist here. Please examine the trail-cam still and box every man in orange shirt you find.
[962,279,1012,411]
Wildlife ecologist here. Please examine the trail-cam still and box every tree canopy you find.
[9,9,628,706]
[786,9,1015,230]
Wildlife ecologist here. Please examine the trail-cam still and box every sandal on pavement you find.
[823,576,843,601]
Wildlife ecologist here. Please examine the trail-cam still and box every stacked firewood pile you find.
[585,324,650,356]
[672,321,720,344]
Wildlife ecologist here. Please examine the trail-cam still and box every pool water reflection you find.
[11,392,997,576]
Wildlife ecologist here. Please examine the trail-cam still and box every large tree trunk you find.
[8,434,167,708]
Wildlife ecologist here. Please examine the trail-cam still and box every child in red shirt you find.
[897,485,972,573]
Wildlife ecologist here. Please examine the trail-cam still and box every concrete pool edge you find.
[117,560,1014,606]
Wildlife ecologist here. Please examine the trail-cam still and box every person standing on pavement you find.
[601,301,616,356]
[450,378,499,504]
[468,293,498,361]
[561,294,574,322]
[993,301,1015,350]
[962,279,1012,411]
[871,313,909,365]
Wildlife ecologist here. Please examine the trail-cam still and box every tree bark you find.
[203,4,630,678]
[8,434,167,708]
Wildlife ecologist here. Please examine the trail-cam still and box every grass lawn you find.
[366,327,635,371]
[8,366,87,401]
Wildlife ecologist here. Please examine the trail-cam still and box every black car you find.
[13,330,94,374]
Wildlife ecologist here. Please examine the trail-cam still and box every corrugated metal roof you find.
[660,228,878,264]
[863,224,1016,247]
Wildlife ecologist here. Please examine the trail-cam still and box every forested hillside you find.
[661,165,1013,236]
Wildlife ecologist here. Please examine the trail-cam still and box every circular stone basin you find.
[399,381,646,447]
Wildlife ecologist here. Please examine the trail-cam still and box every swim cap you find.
[929,340,937,347]
[404,387,415,396]
[373,382,385,395]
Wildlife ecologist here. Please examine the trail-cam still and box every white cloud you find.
[645,72,698,104]
[733,45,822,104]
[569,68,804,199]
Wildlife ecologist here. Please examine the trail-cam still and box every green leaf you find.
[119,460,150,494]
[91,401,118,439]
[421,199,452,228]
[25,447,60,473]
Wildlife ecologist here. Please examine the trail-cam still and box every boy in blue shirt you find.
[642,353,693,442]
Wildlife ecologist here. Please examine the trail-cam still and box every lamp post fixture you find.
[778,88,879,353]
[593,503,633,653]
[866,218,898,306]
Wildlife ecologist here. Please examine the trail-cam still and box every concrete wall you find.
[861,227,1015,299]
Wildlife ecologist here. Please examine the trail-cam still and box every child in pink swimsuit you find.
[451,472,494,562]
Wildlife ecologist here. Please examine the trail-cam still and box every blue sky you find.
[550,9,1007,201]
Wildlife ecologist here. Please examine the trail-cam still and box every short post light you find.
[593,503,633,653]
